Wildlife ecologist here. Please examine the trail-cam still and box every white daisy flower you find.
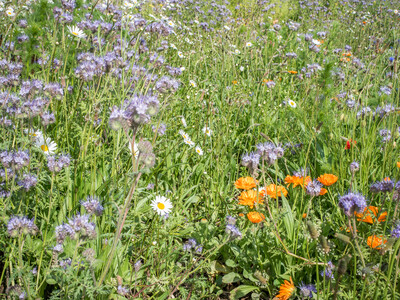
[6,7,15,17]
[170,43,177,49]
[195,146,203,156]
[36,136,57,155]
[202,126,212,136]
[167,20,175,27]
[180,66,185,72]
[151,196,172,216]
[234,49,241,55]
[179,130,190,140]
[312,39,321,45]
[184,139,195,147]
[128,141,139,159]
[246,42,252,47]
[177,51,184,58]
[67,25,86,39]
[288,100,297,108]
[240,66,245,72]
[194,20,199,24]
[123,1,134,8]
[224,25,230,30]
[25,129,43,140]
[189,80,196,88]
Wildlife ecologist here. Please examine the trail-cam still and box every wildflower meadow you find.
[1,0,400,298]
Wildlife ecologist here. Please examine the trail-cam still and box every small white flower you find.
[312,39,321,45]
[234,49,241,55]
[184,139,195,147]
[189,80,196,88]
[167,20,175,27]
[128,142,139,159]
[25,129,43,141]
[202,126,212,136]
[180,66,185,71]
[170,43,177,50]
[123,1,134,8]
[68,25,86,38]
[394,9,399,14]
[6,7,15,17]
[224,25,230,30]
[151,195,173,216]
[240,66,245,72]
[178,51,184,58]
[288,100,297,108]
[152,241,157,245]
[195,146,203,156]
[246,42,252,47]
[194,20,199,24]
[36,136,57,155]
[179,129,190,140]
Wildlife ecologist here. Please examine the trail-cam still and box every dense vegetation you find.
[1,0,400,298]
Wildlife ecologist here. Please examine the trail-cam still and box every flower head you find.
[263,184,288,199]
[298,282,317,298]
[238,190,263,208]
[355,206,386,224]
[317,174,338,186]
[247,211,265,223]
[234,177,257,190]
[151,196,172,216]
[68,25,86,38]
[35,136,57,155]
[276,277,295,300]
[338,192,367,216]
[367,235,387,250]
[306,180,322,197]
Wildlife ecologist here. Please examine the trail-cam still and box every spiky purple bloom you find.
[306,180,322,197]
[338,192,367,216]
[17,174,37,191]
[391,223,400,238]
[7,216,38,237]
[53,244,64,254]
[256,142,284,165]
[134,260,142,272]
[370,178,394,193]
[81,196,104,216]
[350,161,359,173]
[0,150,30,170]
[226,224,242,239]
[117,285,129,296]
[379,129,391,143]
[320,261,334,279]
[47,155,69,173]
[226,215,237,225]
[298,282,317,298]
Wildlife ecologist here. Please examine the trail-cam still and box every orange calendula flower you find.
[238,190,263,208]
[319,188,327,195]
[275,277,295,300]
[317,174,338,186]
[285,175,311,188]
[287,70,298,74]
[263,184,288,199]
[367,235,387,250]
[355,206,387,224]
[302,213,307,219]
[247,211,265,223]
[238,213,244,217]
[234,177,257,190]
[397,162,400,168]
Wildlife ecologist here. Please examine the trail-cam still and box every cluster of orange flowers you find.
[367,235,387,250]
[355,206,387,224]
[234,177,265,223]
[284,173,337,196]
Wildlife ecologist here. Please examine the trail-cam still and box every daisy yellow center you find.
[72,32,78,36]
[157,202,165,210]
[197,149,201,153]
[41,145,49,152]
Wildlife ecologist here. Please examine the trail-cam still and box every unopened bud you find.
[337,255,351,275]
[335,233,351,244]
[307,221,320,239]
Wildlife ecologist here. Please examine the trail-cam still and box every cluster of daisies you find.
[178,118,212,156]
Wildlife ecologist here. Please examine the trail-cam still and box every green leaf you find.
[225,259,238,268]
[222,272,241,284]
[210,261,231,274]
[229,285,259,300]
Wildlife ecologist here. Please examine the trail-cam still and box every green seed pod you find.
[337,255,351,275]
[335,233,351,244]
[319,235,330,254]
[307,221,320,239]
